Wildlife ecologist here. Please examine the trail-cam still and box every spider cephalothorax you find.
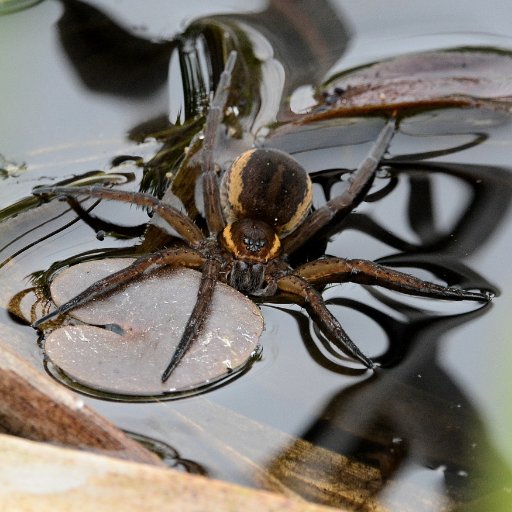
[32,51,490,383]
[220,218,282,265]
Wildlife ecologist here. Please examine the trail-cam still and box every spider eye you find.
[220,219,281,263]
[242,236,265,252]
[220,148,312,236]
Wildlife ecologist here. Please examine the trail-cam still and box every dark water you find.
[2,1,512,510]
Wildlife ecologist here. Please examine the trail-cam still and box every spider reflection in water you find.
[32,52,490,382]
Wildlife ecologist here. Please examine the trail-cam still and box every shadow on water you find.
[1,0,512,510]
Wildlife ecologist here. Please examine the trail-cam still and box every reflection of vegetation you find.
[136,117,205,199]
[179,18,264,123]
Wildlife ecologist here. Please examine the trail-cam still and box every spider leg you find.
[33,186,204,246]
[32,247,205,328]
[276,274,374,369]
[295,256,491,302]
[201,50,237,236]
[161,258,221,382]
[283,116,397,256]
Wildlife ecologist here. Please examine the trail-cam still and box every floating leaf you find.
[304,48,512,121]
[44,259,263,397]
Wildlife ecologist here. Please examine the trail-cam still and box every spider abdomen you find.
[220,148,313,236]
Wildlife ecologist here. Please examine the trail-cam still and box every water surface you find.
[1,1,512,510]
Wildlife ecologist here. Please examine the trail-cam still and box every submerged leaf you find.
[305,48,512,121]
[44,259,263,397]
